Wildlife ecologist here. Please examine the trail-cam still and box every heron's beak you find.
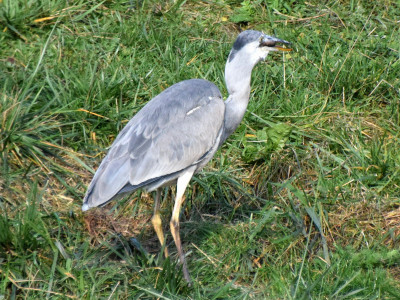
[273,38,292,52]
[274,45,292,52]
[261,36,292,52]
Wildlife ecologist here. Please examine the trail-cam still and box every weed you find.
[1,0,399,298]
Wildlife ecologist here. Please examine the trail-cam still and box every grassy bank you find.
[1,0,399,298]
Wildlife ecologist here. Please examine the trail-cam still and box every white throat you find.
[221,41,270,142]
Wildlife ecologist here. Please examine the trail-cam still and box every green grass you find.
[1,0,400,298]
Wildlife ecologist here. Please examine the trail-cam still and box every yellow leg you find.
[151,188,169,257]
[170,167,195,284]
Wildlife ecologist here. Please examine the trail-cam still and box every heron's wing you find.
[84,79,225,207]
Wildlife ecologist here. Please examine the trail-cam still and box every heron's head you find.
[228,30,291,65]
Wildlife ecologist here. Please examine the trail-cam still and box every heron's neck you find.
[221,58,254,143]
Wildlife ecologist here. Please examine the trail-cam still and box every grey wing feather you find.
[83,79,225,208]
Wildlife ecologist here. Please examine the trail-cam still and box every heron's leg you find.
[151,188,169,257]
[170,167,195,284]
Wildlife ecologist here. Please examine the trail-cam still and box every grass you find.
[1,0,400,298]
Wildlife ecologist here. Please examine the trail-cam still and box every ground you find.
[0,0,399,298]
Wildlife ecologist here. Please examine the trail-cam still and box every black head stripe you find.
[232,30,263,52]
[229,30,264,62]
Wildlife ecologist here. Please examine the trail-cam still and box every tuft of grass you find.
[1,0,400,298]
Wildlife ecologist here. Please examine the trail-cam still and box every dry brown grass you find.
[328,201,400,247]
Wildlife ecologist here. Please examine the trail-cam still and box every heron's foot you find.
[129,237,149,256]
[163,246,169,258]
[151,197,170,258]
[182,261,192,285]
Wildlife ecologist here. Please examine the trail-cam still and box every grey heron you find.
[82,30,291,283]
